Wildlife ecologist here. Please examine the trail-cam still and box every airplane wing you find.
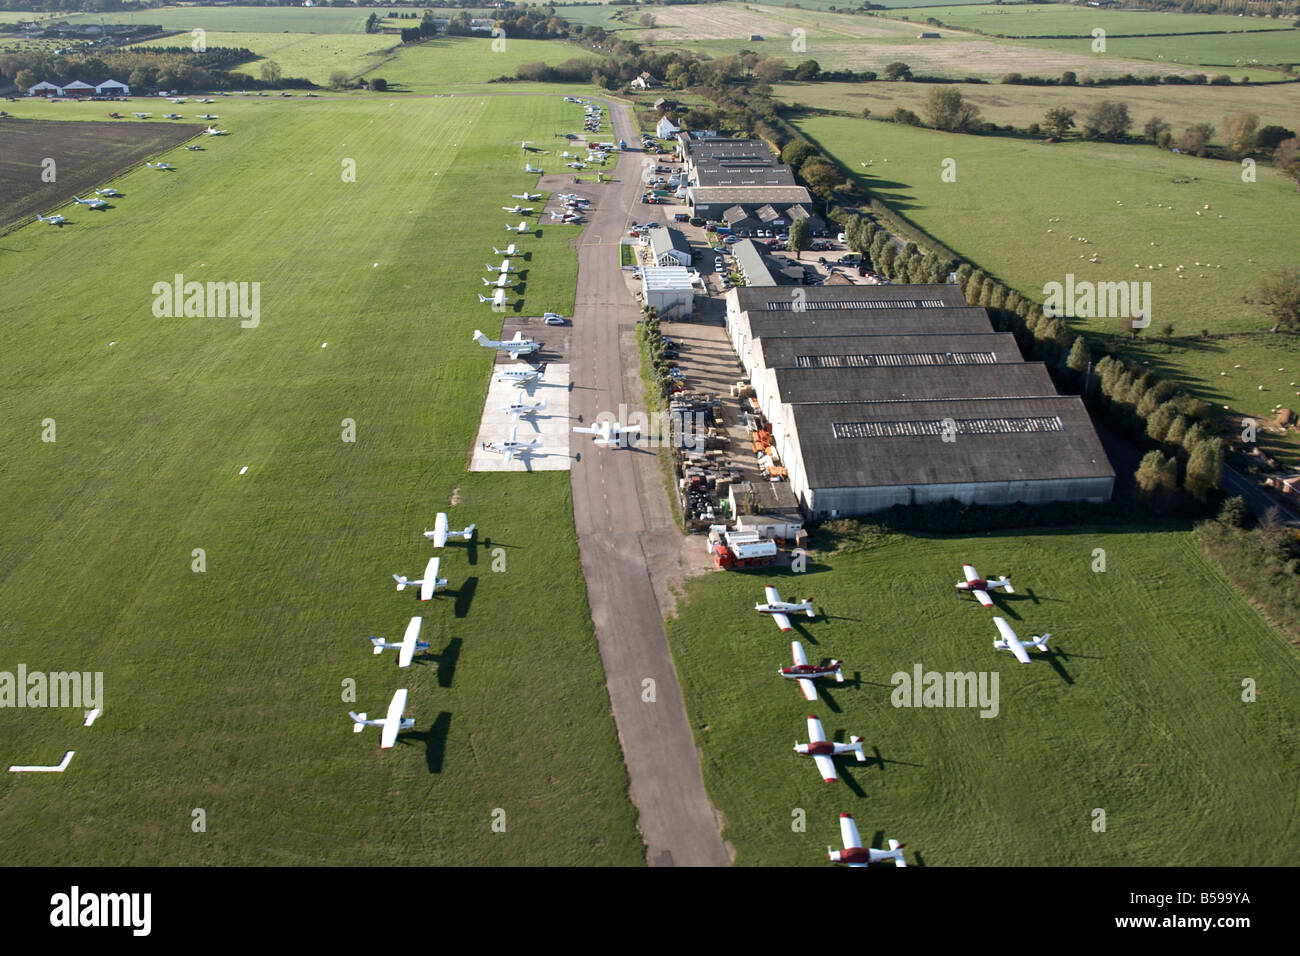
[962,564,980,583]
[572,426,599,436]
[398,617,423,668]
[381,689,408,749]
[994,617,1032,664]
[797,679,817,702]
[765,586,781,605]
[791,641,808,666]
[840,814,863,850]
[813,754,838,783]
[432,513,449,549]
[770,611,793,633]
[806,715,826,743]
[972,588,993,607]
[420,557,440,602]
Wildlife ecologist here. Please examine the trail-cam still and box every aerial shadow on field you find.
[451,576,477,618]
[412,636,461,687]
[397,711,451,774]
[837,764,867,798]
[816,686,843,715]
[871,745,924,775]
[464,537,478,566]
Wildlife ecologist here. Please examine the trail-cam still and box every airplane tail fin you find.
[832,661,845,683]
[393,574,409,591]
[369,637,386,654]
[850,736,867,761]
[350,713,368,732]
[1033,633,1051,650]
[805,604,816,618]
[460,523,476,540]
[888,840,907,867]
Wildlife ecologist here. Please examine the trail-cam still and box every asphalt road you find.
[565,102,731,866]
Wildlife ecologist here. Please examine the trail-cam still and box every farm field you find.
[0,93,643,866]
[133,31,398,86]
[63,5,374,34]
[0,117,198,229]
[774,80,1300,144]
[360,34,603,92]
[883,4,1298,38]
[1019,30,1300,71]
[664,525,1300,866]
[790,113,1300,455]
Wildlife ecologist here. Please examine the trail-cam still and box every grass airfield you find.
[665,526,1300,866]
[0,92,642,865]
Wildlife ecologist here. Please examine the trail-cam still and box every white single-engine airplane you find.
[498,364,545,387]
[477,289,509,308]
[36,213,68,226]
[503,390,547,421]
[511,192,541,201]
[204,126,228,136]
[350,688,414,749]
[993,616,1050,664]
[132,111,152,118]
[524,163,542,173]
[145,162,174,170]
[368,616,429,668]
[795,715,866,783]
[501,204,533,215]
[482,425,542,464]
[829,814,906,867]
[487,260,518,274]
[163,112,182,119]
[474,329,539,359]
[72,195,107,209]
[197,113,218,119]
[505,221,532,234]
[780,641,844,701]
[95,188,122,197]
[756,587,815,632]
[392,556,449,602]
[572,420,639,448]
[493,243,520,257]
[424,512,475,548]
[957,563,1014,607]
[482,275,514,288]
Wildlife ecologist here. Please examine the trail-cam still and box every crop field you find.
[664,525,1300,865]
[0,117,199,230]
[133,31,398,85]
[1019,30,1300,71]
[790,114,1300,452]
[361,34,604,93]
[63,5,374,34]
[0,93,643,866]
[884,4,1297,38]
[774,80,1300,144]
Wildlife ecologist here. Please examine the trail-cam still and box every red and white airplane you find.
[828,814,906,867]
[993,616,1050,664]
[957,563,1014,607]
[779,641,844,702]
[795,715,866,783]
[392,556,448,601]
[756,586,815,631]
[424,512,475,548]
[349,689,415,749]
[368,616,429,668]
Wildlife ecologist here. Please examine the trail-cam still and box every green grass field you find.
[0,92,643,865]
[664,525,1300,865]
[64,5,374,34]
[1019,30,1300,70]
[133,32,399,85]
[351,34,604,93]
[884,4,1297,38]
[790,114,1300,455]
[775,80,1300,144]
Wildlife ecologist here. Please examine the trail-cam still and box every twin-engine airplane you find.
[498,363,545,387]
[993,616,1050,664]
[392,556,448,602]
[829,814,906,867]
[368,617,430,668]
[503,391,547,421]
[424,512,475,548]
[756,587,815,632]
[957,563,1014,606]
[795,715,866,783]
[474,329,539,359]
[572,420,639,447]
[780,641,844,701]
[482,425,542,463]
[350,689,414,749]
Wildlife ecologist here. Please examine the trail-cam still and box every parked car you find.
[646,222,661,229]
[544,312,566,325]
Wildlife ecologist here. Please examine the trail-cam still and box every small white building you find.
[656,116,680,139]
[28,81,63,97]
[61,80,95,97]
[96,79,130,96]
[642,267,698,320]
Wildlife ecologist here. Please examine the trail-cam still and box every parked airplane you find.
[132,112,152,118]
[795,715,867,783]
[957,564,1014,607]
[557,193,583,201]
[204,126,228,136]
[482,275,514,288]
[550,210,581,222]
[503,390,547,421]
[474,329,539,359]
[185,145,202,151]
[505,221,532,233]
[780,641,844,702]
[368,616,429,668]
[566,162,588,170]
[486,260,518,274]
[95,188,123,197]
[481,425,541,464]
[477,289,509,308]
[423,512,475,548]
[511,192,541,201]
[36,213,67,226]
[197,113,218,119]
[392,556,449,602]
[145,162,174,170]
[993,616,1050,664]
[71,195,108,210]
[163,112,182,119]
[756,587,815,632]
[524,163,542,173]
[493,244,520,256]
[501,205,533,215]
[349,689,414,749]
[497,364,545,387]
[573,420,639,448]
[829,814,906,867]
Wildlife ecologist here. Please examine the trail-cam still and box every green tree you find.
[1135,450,1176,504]
[329,70,350,91]
[792,59,821,81]
[787,219,812,260]
[1145,400,1180,443]
[1256,267,1300,331]
[1164,414,1190,449]
[1217,495,1251,529]
[1221,110,1259,158]
[781,140,816,169]
[1066,336,1090,375]
[1043,106,1076,138]
[1082,101,1131,140]
[883,61,912,81]
[1184,438,1223,501]
[922,86,981,132]
[800,159,843,196]
[1175,122,1214,157]
[260,60,282,86]
[1143,115,1171,143]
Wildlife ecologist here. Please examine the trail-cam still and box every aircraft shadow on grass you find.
[409,636,461,689]
[396,711,452,774]
[870,744,924,774]
[451,576,477,618]
[815,686,842,715]
[1041,643,1102,685]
